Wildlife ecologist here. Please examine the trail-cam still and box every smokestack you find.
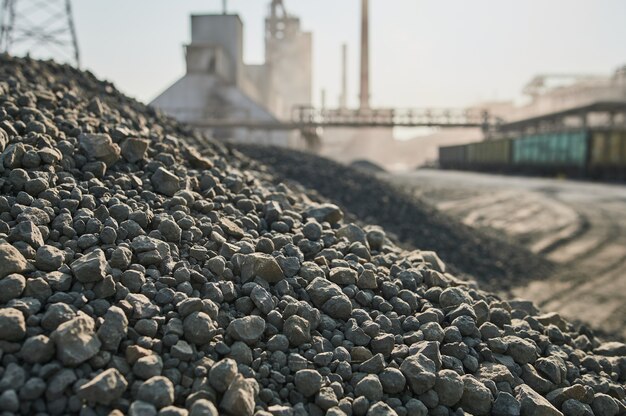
[340,43,348,109]
[359,0,370,110]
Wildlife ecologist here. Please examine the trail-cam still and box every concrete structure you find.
[359,0,370,110]
[151,1,312,147]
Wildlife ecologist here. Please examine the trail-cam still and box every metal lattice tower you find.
[0,0,80,67]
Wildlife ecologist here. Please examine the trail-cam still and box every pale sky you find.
[9,1,626,109]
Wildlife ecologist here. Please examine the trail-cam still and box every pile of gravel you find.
[0,54,625,416]
[232,144,554,292]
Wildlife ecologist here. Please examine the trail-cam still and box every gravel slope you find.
[234,144,555,293]
[1,55,626,416]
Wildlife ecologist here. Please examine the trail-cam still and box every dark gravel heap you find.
[1,54,626,416]
[233,144,554,292]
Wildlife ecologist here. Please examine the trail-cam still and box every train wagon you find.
[438,144,467,169]
[511,131,588,176]
[589,130,626,179]
[466,138,512,170]
[437,128,626,180]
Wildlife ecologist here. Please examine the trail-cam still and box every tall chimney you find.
[340,43,348,109]
[359,0,370,110]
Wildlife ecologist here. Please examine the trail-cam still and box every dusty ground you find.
[387,169,626,339]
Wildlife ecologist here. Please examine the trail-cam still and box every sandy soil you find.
[386,169,626,339]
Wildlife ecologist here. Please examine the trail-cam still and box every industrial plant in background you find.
[151,0,312,148]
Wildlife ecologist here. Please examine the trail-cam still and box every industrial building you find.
[151,0,312,148]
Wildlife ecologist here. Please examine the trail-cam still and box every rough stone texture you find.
[241,253,284,283]
[77,368,128,405]
[0,55,624,416]
[79,133,121,166]
[70,249,109,283]
[0,307,26,341]
[137,376,175,409]
[227,316,265,345]
[51,314,101,366]
[220,374,258,416]
[0,243,30,278]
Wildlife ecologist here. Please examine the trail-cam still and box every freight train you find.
[438,129,626,179]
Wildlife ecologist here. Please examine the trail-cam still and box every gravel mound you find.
[233,144,554,292]
[1,54,626,416]
[350,160,387,174]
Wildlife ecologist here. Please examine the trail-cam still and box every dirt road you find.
[387,169,626,339]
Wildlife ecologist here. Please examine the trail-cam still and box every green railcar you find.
[512,131,588,168]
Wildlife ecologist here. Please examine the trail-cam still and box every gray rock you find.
[591,393,619,416]
[283,315,311,346]
[492,391,521,416]
[129,400,158,416]
[79,133,121,165]
[400,353,437,395]
[77,368,128,405]
[35,245,65,271]
[133,354,164,379]
[151,167,181,197]
[0,273,25,302]
[190,399,218,416]
[121,137,149,162]
[171,340,193,361]
[220,374,258,416]
[594,341,626,356]
[160,406,190,416]
[306,277,352,320]
[0,307,26,341]
[0,243,30,278]
[516,384,561,416]
[183,311,216,345]
[0,389,19,412]
[460,376,493,416]
[241,253,284,283]
[70,249,109,283]
[51,313,102,366]
[355,374,383,401]
[504,336,538,365]
[97,305,129,351]
[302,221,323,240]
[562,399,592,416]
[295,369,323,397]
[250,285,275,315]
[366,402,398,416]
[379,368,406,394]
[20,334,55,363]
[209,358,238,393]
[434,369,464,407]
[329,267,357,285]
[137,376,175,409]
[41,302,76,330]
[357,269,377,289]
[158,218,182,242]
[306,203,343,224]
[316,386,339,410]
[227,316,265,345]
[9,221,44,248]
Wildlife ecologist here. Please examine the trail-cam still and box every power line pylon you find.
[0,0,80,67]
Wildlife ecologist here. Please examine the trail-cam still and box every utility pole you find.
[0,0,80,67]
[222,0,227,14]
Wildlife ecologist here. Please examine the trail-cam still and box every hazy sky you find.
[15,1,626,108]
